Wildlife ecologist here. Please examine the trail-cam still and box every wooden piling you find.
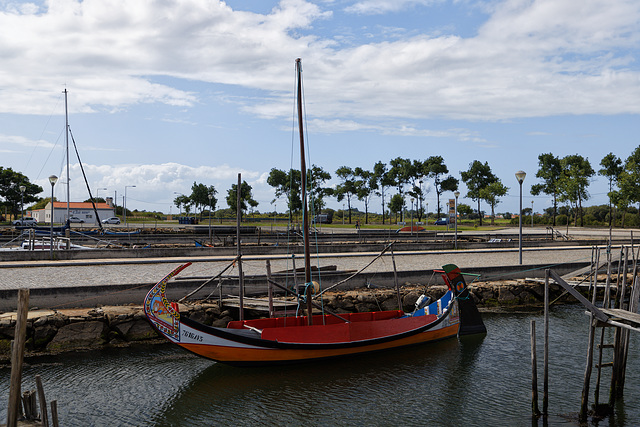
[51,400,59,427]
[530,319,541,418]
[543,269,549,416]
[36,375,49,427]
[7,288,30,427]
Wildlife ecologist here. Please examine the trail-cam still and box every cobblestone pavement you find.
[0,246,598,290]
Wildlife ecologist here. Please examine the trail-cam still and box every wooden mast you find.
[296,58,313,325]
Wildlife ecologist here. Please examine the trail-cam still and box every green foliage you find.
[460,160,497,226]
[388,193,405,222]
[190,182,217,219]
[531,153,562,226]
[0,167,44,217]
[226,180,258,219]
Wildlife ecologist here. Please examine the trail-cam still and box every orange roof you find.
[52,202,112,209]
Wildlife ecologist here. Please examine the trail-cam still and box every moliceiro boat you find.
[144,262,485,366]
[143,58,485,366]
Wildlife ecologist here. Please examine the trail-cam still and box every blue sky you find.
[1,0,639,217]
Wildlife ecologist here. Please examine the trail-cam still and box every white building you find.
[31,199,116,225]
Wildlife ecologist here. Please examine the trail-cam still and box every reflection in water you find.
[0,306,638,426]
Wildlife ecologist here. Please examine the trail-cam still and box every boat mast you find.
[296,58,313,325]
[64,88,70,222]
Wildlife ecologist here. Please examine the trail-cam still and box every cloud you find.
[345,0,442,15]
[1,0,639,125]
[40,162,272,211]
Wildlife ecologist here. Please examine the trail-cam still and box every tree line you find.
[2,145,639,227]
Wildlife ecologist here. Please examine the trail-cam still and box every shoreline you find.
[0,278,585,362]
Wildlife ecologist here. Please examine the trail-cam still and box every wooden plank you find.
[549,270,608,322]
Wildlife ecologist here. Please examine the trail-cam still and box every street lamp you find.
[531,200,534,228]
[342,203,345,225]
[454,191,460,249]
[19,185,26,223]
[418,180,423,221]
[410,198,414,236]
[125,185,136,226]
[208,193,213,245]
[48,175,58,259]
[515,170,526,265]
[97,187,107,199]
[426,203,429,225]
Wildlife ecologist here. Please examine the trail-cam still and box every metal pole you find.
[531,200,534,228]
[19,185,25,223]
[519,180,523,264]
[49,175,57,259]
[208,193,213,245]
[454,193,459,249]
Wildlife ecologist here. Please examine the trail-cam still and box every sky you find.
[1,0,639,217]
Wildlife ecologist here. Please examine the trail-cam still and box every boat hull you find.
[144,263,465,366]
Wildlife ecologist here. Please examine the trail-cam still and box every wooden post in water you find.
[50,400,59,427]
[543,270,549,416]
[236,173,244,322]
[530,319,541,418]
[35,375,49,427]
[7,288,29,427]
[579,262,601,423]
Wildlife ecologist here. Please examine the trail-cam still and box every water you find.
[1,305,639,426]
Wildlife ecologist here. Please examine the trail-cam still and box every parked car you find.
[13,217,38,226]
[434,218,449,225]
[102,217,121,224]
[68,216,85,223]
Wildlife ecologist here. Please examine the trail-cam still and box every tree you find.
[190,182,217,220]
[388,157,413,210]
[423,156,458,218]
[268,168,302,216]
[173,194,191,216]
[531,153,562,226]
[619,145,640,225]
[457,203,473,218]
[388,193,405,223]
[354,167,377,224]
[0,167,43,218]
[84,197,106,203]
[267,165,331,220]
[307,165,333,215]
[478,181,509,225]
[460,161,498,226]
[373,161,393,225]
[599,153,623,229]
[334,166,358,224]
[226,180,257,220]
[558,154,594,227]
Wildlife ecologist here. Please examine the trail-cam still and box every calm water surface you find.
[1,305,639,426]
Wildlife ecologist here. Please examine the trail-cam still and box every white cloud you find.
[41,162,271,211]
[345,0,441,15]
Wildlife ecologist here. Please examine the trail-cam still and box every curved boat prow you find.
[144,262,192,342]
[442,264,487,336]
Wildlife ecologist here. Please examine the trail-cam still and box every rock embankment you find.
[0,279,576,360]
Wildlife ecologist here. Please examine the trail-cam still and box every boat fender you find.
[415,294,431,310]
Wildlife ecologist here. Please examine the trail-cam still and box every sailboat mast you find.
[64,88,70,221]
[296,58,313,325]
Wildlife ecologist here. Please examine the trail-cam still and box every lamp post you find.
[19,185,26,223]
[418,180,423,222]
[342,203,345,225]
[454,191,460,250]
[97,187,107,199]
[410,198,414,236]
[48,175,58,259]
[124,185,136,226]
[426,203,429,225]
[531,200,534,228]
[515,170,526,265]
[208,193,213,245]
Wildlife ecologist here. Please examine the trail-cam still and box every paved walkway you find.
[0,245,601,291]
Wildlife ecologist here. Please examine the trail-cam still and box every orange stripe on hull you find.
[179,324,460,364]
